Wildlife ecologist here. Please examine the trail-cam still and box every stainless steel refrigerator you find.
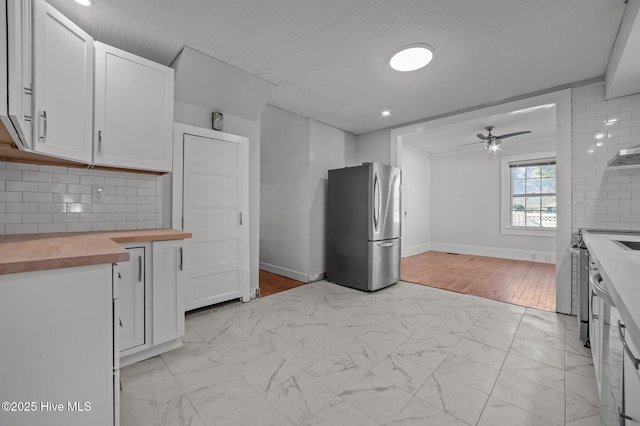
[327,162,401,291]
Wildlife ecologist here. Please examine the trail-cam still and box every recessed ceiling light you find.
[75,0,91,6]
[605,118,618,125]
[381,110,391,117]
[389,44,434,72]
[595,133,605,139]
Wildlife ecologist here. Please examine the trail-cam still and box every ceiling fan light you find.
[389,44,434,72]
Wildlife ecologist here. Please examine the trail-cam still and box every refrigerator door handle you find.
[373,172,380,232]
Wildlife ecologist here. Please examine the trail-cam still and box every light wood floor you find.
[401,251,556,312]
[259,270,304,297]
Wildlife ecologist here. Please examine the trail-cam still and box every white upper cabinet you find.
[3,0,33,149]
[94,42,174,172]
[32,0,93,162]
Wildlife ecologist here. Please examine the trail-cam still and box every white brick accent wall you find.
[0,162,163,235]
[571,81,640,314]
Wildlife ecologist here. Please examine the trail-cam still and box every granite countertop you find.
[0,229,192,275]
[583,231,640,351]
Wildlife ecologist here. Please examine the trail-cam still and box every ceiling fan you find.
[459,126,532,152]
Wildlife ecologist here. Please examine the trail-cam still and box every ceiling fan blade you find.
[476,133,489,140]
[457,141,485,147]
[495,130,532,139]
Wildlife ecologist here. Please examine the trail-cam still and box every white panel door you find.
[33,0,93,162]
[183,133,249,310]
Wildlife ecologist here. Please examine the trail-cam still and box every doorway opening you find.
[391,90,571,313]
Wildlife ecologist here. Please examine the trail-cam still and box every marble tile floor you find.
[120,280,600,426]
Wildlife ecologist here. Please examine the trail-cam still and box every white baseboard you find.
[402,242,431,258]
[260,262,309,283]
[430,242,556,264]
[308,272,326,282]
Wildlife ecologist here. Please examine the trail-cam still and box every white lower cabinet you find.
[622,331,640,425]
[119,239,185,367]
[0,264,116,426]
[118,245,148,353]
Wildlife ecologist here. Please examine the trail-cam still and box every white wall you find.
[259,105,355,282]
[430,137,557,261]
[174,101,262,296]
[354,128,391,165]
[400,144,431,256]
[260,105,310,281]
[308,120,352,280]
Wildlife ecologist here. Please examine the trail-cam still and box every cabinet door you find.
[32,0,93,162]
[94,42,174,172]
[623,334,640,425]
[2,0,33,149]
[0,265,113,426]
[152,240,185,345]
[119,247,146,352]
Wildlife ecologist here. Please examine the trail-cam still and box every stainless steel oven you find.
[571,230,589,346]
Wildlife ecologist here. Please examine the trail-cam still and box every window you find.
[509,160,556,229]
[501,151,556,237]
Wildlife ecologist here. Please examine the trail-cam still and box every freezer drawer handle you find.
[379,241,398,247]
[618,320,640,370]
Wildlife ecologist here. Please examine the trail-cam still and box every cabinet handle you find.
[119,318,122,328]
[138,255,142,282]
[179,247,183,271]
[618,320,640,370]
[239,212,243,226]
[39,110,47,142]
[98,130,103,157]
[591,290,598,320]
[619,406,633,424]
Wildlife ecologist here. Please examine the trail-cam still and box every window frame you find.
[500,151,557,237]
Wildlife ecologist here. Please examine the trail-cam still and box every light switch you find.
[574,193,584,205]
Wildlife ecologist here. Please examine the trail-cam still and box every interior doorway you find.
[391,90,571,313]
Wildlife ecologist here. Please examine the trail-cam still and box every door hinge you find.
[181,218,184,230]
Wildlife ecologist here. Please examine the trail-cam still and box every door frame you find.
[172,122,251,304]
[390,89,572,314]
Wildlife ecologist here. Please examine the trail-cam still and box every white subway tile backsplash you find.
[0,162,163,235]
[571,81,640,314]
[67,184,92,194]
[6,163,37,171]
[7,181,38,192]
[53,174,80,184]
[23,192,51,202]
[22,171,53,182]
[6,224,37,234]
[80,175,105,185]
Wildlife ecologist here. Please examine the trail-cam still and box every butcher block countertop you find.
[0,229,191,275]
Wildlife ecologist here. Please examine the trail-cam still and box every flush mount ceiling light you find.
[75,0,91,5]
[389,44,434,72]
[381,110,391,117]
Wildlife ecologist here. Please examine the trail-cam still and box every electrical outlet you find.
[93,187,104,203]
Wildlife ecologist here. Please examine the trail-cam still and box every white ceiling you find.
[48,0,626,135]
[402,104,557,155]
